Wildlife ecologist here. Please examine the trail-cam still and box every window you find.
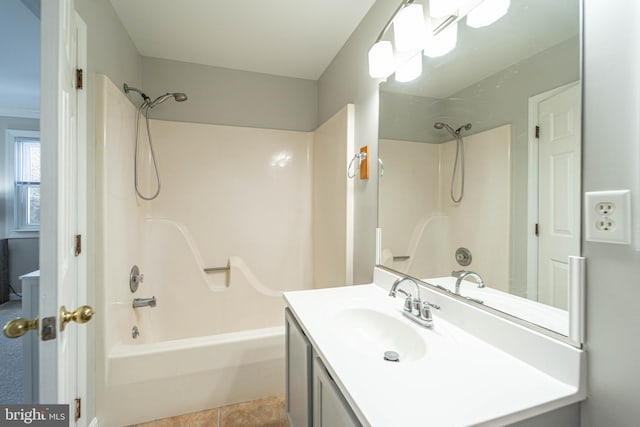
[6,130,41,232]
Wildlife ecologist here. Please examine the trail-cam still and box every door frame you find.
[40,0,89,421]
[526,81,580,301]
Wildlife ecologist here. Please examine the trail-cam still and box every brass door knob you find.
[3,317,39,339]
[60,305,95,331]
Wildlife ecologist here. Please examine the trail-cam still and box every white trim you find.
[0,108,41,119]
[345,104,355,284]
[38,0,61,401]
[526,81,580,301]
[568,256,585,346]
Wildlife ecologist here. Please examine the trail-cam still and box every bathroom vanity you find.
[284,268,585,427]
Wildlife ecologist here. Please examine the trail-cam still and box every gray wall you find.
[318,0,400,284]
[581,0,640,426]
[8,238,39,293]
[141,57,318,131]
[74,0,143,422]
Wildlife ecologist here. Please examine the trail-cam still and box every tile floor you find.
[131,395,288,427]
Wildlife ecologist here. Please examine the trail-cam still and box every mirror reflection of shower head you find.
[434,122,472,137]
[456,123,472,133]
[434,122,456,137]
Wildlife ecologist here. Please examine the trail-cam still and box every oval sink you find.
[329,308,427,362]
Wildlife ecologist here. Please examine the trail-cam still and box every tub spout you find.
[133,296,156,308]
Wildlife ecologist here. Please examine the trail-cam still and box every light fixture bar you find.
[432,14,458,36]
[373,0,414,44]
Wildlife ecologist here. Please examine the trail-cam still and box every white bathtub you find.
[103,326,284,426]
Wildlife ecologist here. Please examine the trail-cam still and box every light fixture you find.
[393,3,425,53]
[424,22,458,58]
[466,0,510,28]
[429,0,458,19]
[367,0,510,80]
[395,53,422,82]
[368,41,394,78]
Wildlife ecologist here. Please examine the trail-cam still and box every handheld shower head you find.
[148,92,188,108]
[173,93,188,102]
[434,122,472,137]
[123,84,188,108]
[456,123,472,133]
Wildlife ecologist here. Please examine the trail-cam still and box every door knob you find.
[60,305,94,331]
[3,317,39,339]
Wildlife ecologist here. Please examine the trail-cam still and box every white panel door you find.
[537,83,581,309]
[40,1,89,425]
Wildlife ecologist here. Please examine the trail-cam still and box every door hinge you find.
[76,68,84,90]
[74,234,82,256]
[74,398,81,421]
[535,125,540,139]
[535,223,539,236]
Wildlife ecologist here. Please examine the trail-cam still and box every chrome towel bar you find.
[204,266,230,273]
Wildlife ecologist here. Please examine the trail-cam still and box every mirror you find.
[377,0,581,336]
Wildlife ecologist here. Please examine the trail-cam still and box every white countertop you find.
[285,283,584,427]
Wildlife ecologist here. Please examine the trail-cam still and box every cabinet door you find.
[286,308,313,427]
[313,356,362,427]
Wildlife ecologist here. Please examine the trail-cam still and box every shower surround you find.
[379,125,511,292]
[95,75,315,425]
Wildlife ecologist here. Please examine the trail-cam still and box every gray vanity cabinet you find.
[286,308,313,427]
[312,356,361,427]
[286,308,361,427]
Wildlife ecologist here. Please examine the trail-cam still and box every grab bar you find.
[204,266,230,273]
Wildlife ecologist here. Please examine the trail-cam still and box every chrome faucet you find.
[452,270,485,295]
[388,277,435,328]
[132,296,156,308]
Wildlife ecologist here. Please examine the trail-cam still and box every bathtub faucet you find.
[132,296,156,309]
[452,270,485,294]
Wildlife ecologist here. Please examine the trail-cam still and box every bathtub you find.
[98,216,290,426]
[103,326,284,426]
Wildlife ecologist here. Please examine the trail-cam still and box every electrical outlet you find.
[596,202,614,216]
[585,190,631,244]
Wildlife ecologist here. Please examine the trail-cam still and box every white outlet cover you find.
[585,190,632,244]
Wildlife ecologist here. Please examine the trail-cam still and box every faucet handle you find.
[403,295,413,313]
[420,301,433,323]
[411,298,421,316]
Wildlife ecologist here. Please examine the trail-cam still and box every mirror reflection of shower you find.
[434,122,472,203]
[124,83,188,201]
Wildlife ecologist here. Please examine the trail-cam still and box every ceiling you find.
[110,0,377,80]
[0,0,40,117]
